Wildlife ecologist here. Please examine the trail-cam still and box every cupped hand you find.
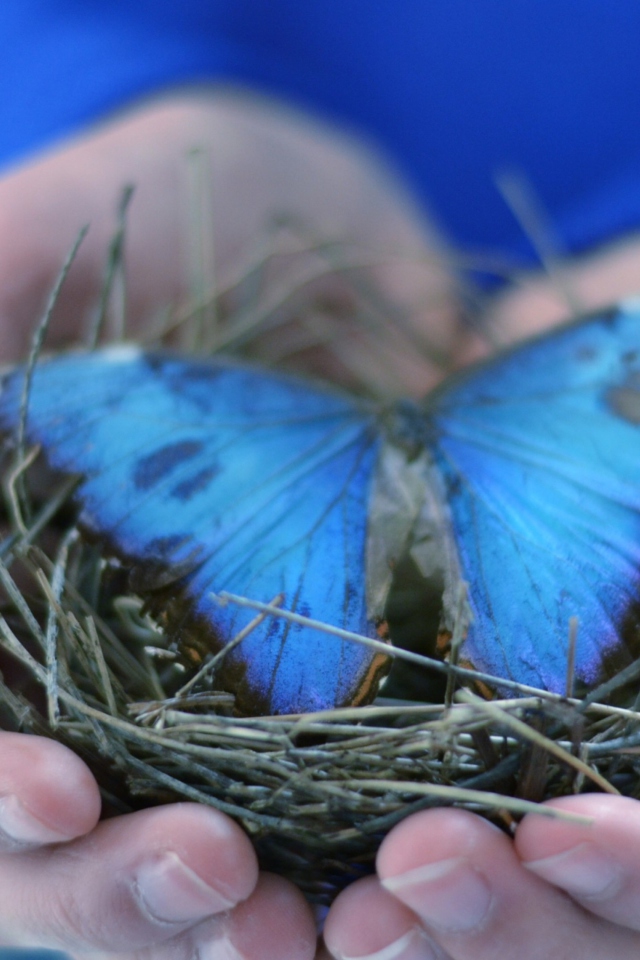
[6,84,640,960]
[0,731,316,959]
[0,87,457,959]
[0,87,459,397]
[323,796,640,959]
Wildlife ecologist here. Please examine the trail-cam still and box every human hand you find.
[0,86,458,959]
[6,82,640,960]
[0,88,461,397]
[0,731,316,958]
[323,796,640,959]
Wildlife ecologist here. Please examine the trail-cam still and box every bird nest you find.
[3,435,640,906]
[1,214,640,907]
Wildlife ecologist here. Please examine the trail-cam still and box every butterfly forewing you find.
[0,348,389,715]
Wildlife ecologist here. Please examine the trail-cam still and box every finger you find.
[516,794,640,930]
[0,91,459,396]
[69,873,317,960]
[198,872,317,960]
[487,233,640,348]
[0,732,101,849]
[366,808,640,960]
[0,803,258,953]
[324,875,450,960]
[316,947,335,960]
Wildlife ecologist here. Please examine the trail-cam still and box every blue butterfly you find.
[1,300,640,715]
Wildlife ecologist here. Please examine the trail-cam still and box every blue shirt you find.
[0,8,637,957]
[1,3,639,272]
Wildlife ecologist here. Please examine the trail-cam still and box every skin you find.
[2,89,640,959]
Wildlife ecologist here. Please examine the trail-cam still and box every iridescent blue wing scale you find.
[427,301,640,692]
[4,302,640,710]
[0,348,386,715]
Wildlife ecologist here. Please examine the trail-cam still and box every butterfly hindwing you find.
[428,301,640,692]
[0,347,386,714]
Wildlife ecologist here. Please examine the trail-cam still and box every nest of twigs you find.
[2,212,640,907]
[4,414,640,907]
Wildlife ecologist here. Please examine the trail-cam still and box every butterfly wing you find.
[0,347,388,714]
[427,301,640,693]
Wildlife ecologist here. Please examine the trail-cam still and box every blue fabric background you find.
[1,2,640,268]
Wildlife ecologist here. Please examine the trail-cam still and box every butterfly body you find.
[2,302,640,713]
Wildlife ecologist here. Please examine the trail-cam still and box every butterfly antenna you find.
[494,168,583,317]
[87,185,134,349]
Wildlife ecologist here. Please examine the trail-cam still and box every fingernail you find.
[0,794,69,845]
[523,842,622,900]
[381,857,492,933]
[133,851,236,924]
[334,926,440,960]
[198,935,245,960]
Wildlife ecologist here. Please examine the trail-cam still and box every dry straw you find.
[1,202,640,907]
